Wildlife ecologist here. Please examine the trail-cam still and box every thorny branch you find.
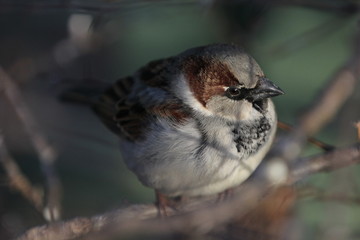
[0,67,62,221]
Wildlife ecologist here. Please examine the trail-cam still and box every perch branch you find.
[17,182,268,240]
[0,133,44,212]
[0,66,62,221]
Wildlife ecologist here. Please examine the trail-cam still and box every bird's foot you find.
[155,191,186,217]
[216,188,234,203]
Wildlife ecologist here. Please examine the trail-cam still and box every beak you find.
[246,77,284,102]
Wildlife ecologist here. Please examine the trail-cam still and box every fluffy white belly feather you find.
[120,115,276,197]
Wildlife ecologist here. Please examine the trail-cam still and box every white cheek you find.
[235,101,255,120]
[206,97,262,121]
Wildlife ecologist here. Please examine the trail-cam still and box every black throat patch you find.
[230,117,271,155]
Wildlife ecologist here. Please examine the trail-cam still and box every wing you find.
[92,58,190,142]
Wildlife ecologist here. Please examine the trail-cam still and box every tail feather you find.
[59,76,136,138]
[59,80,109,106]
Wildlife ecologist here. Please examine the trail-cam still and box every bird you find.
[70,43,284,213]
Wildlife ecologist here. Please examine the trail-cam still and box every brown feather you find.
[93,58,189,142]
[182,56,239,106]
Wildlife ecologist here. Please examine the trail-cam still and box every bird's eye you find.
[226,87,241,97]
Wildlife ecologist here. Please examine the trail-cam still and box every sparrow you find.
[92,43,284,208]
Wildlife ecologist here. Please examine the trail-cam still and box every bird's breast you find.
[229,117,272,156]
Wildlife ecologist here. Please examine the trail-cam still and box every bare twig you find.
[316,194,360,205]
[269,15,349,58]
[289,143,360,183]
[297,31,360,136]
[299,186,360,205]
[0,66,62,221]
[277,121,334,151]
[298,63,360,137]
[355,121,360,140]
[0,133,44,212]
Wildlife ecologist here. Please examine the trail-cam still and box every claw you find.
[155,191,187,217]
[155,191,169,217]
[216,188,234,203]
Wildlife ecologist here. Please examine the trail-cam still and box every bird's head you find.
[172,44,284,121]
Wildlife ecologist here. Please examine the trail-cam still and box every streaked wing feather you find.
[93,58,189,141]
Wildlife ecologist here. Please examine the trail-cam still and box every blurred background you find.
[0,0,359,239]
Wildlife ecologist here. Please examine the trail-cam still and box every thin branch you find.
[316,194,360,205]
[298,63,360,137]
[277,121,334,151]
[0,133,44,212]
[289,143,360,183]
[297,30,360,136]
[0,66,62,221]
[298,186,360,205]
[355,121,360,140]
[269,15,349,58]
